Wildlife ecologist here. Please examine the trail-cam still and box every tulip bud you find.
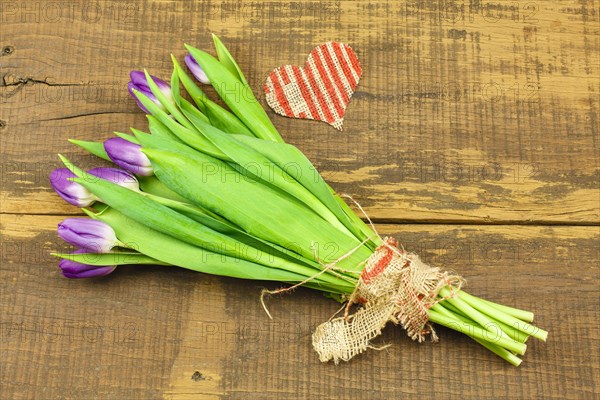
[49,168,98,207]
[59,250,116,279]
[104,138,153,176]
[128,70,173,113]
[185,54,210,84]
[88,167,140,191]
[58,218,119,253]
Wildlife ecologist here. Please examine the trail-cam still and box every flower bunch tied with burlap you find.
[50,36,547,366]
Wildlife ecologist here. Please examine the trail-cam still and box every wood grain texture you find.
[1,0,599,398]
[1,215,598,398]
[1,0,598,222]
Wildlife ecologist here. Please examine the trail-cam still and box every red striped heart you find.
[264,42,362,130]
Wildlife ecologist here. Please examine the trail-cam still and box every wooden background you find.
[1,0,598,398]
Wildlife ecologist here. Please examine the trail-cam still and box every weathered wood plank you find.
[1,0,598,398]
[1,0,598,223]
[1,214,598,398]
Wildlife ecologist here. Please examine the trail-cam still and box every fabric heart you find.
[264,42,362,130]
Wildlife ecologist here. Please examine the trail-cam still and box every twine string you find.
[341,193,383,243]
[260,237,372,319]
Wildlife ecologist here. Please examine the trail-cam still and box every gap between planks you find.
[1,212,599,228]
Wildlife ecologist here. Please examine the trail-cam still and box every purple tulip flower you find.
[50,168,98,207]
[59,249,116,279]
[88,167,140,191]
[104,138,153,176]
[127,71,172,113]
[50,165,142,207]
[58,218,119,253]
[185,54,210,84]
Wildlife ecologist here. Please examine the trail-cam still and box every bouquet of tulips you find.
[50,36,547,365]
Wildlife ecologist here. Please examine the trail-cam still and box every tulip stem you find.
[428,308,527,355]
[429,303,523,366]
[453,290,548,342]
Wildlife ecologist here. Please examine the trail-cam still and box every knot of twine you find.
[312,237,463,364]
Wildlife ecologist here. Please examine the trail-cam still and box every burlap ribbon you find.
[312,237,463,364]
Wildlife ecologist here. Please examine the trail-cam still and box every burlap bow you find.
[312,237,463,364]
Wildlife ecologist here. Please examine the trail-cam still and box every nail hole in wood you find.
[191,371,205,381]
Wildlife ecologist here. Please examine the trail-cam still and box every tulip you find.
[104,137,153,176]
[88,167,140,191]
[127,70,172,113]
[50,168,98,207]
[58,218,120,253]
[59,249,116,279]
[50,166,142,207]
[185,54,210,84]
